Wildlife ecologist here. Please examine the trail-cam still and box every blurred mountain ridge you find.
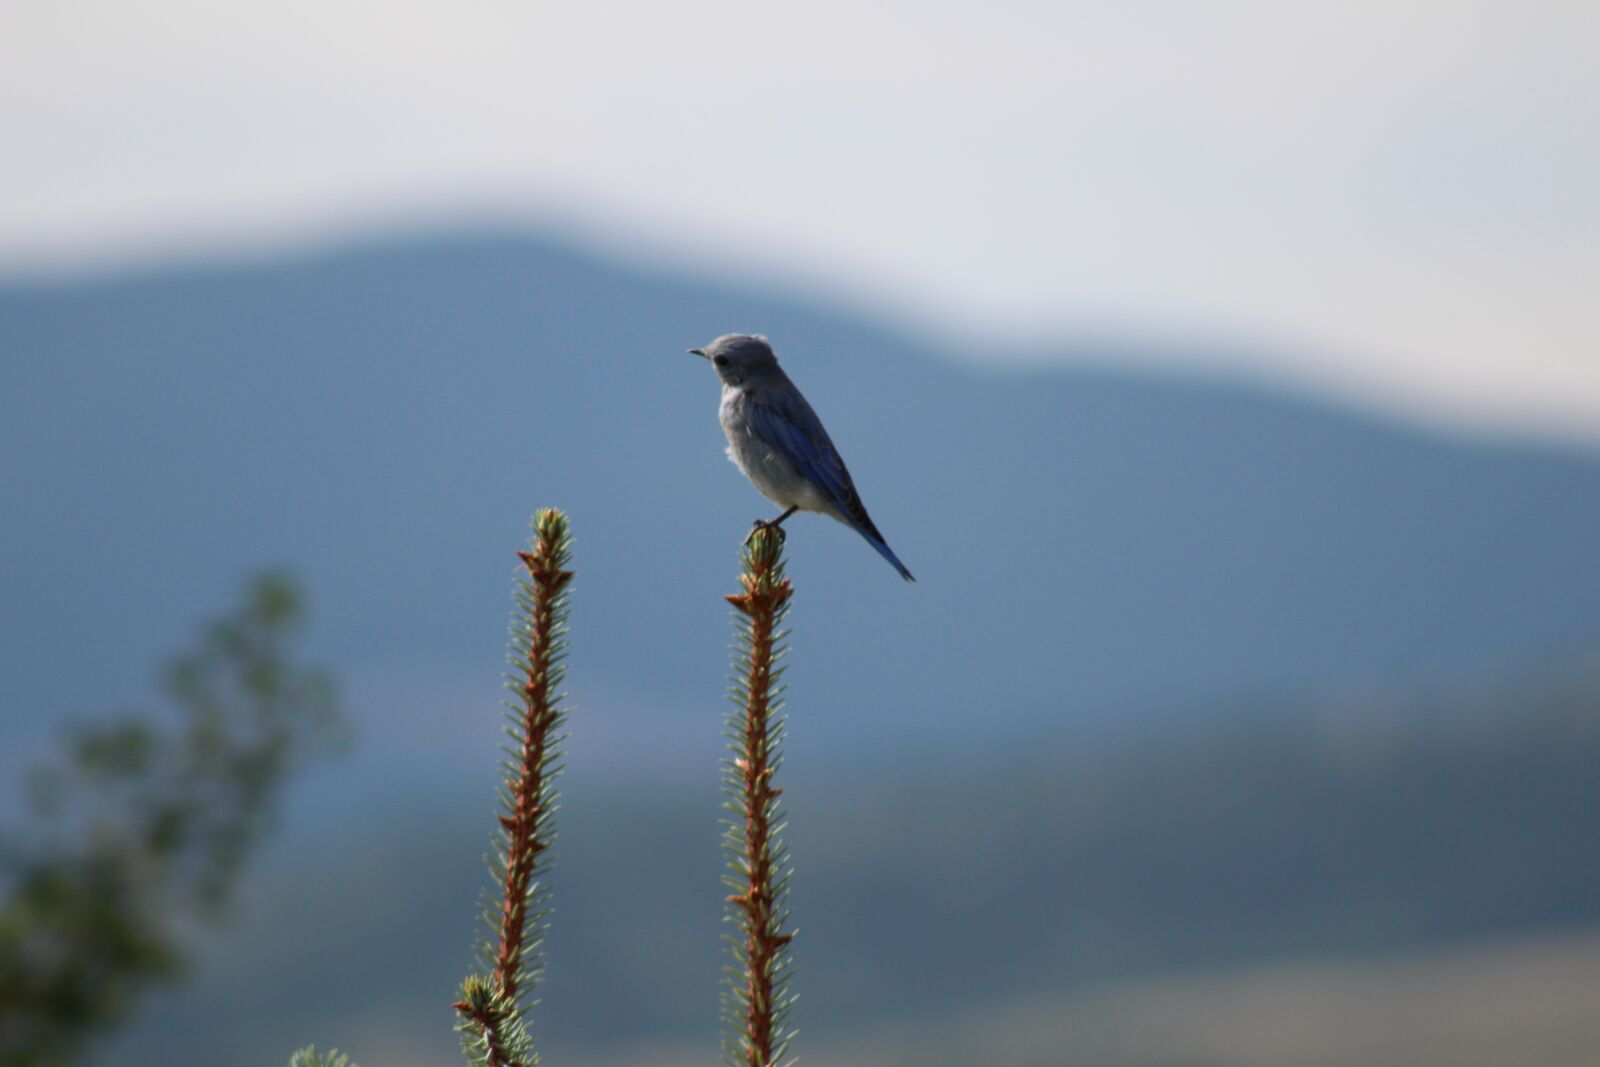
[5,226,1599,775]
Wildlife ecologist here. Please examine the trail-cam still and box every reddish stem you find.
[494,542,572,1002]
[725,548,794,1067]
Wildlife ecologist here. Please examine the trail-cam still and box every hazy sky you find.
[3,2,1596,436]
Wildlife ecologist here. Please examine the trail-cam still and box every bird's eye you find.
[713,355,730,367]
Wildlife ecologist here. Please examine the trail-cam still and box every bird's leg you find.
[745,505,799,545]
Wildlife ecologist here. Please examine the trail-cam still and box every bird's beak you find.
[688,348,707,359]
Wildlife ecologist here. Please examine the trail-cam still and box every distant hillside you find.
[102,662,1600,1064]
[545,929,1600,1067]
[4,229,1600,781]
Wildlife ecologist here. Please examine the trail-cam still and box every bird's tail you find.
[859,528,916,583]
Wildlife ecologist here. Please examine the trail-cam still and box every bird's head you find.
[689,333,780,387]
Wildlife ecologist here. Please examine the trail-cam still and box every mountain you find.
[4,229,1599,785]
[9,228,1600,1065]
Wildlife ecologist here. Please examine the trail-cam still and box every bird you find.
[689,333,915,582]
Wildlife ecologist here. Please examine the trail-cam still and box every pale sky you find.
[3,2,1597,437]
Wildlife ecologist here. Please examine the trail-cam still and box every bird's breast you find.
[719,388,824,512]
[720,389,766,477]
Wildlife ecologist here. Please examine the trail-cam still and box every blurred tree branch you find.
[0,573,342,1067]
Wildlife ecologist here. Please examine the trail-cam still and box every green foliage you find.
[454,974,534,1067]
[286,515,809,1067]
[454,509,574,1067]
[0,573,340,1067]
[722,527,798,1067]
[287,1045,361,1067]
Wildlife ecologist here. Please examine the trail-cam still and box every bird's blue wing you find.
[746,387,916,582]
[746,388,860,519]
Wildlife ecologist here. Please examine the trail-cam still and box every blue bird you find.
[689,333,915,582]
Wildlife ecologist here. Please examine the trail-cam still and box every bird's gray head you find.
[689,333,781,388]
